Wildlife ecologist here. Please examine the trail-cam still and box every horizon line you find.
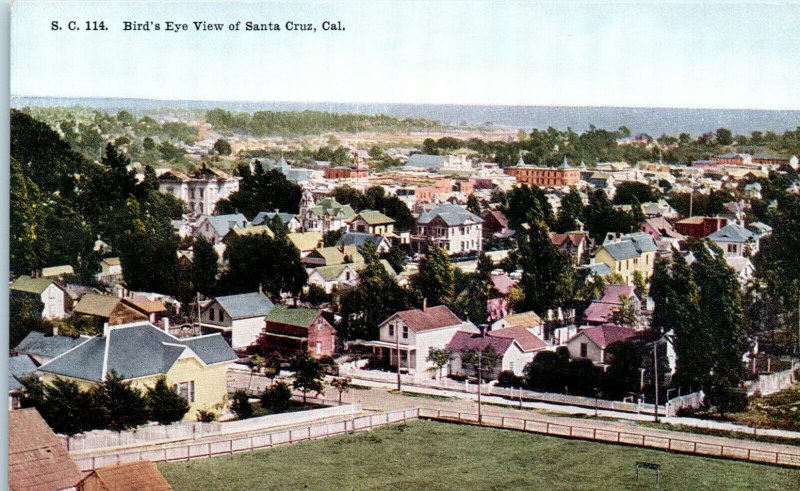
[10,94,800,114]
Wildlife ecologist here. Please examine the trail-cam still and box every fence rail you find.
[418,408,800,468]
[71,408,420,472]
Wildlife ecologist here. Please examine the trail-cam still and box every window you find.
[218,309,224,322]
[316,341,322,355]
[580,343,588,358]
[317,318,324,330]
[175,381,195,403]
[727,244,737,253]
[388,325,394,337]
[402,326,409,339]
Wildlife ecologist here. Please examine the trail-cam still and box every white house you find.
[707,222,759,257]
[411,204,483,255]
[725,256,756,287]
[565,324,640,368]
[10,276,67,320]
[299,197,356,234]
[306,260,395,294]
[194,214,249,244]
[446,332,529,379]
[360,305,478,380]
[158,165,240,217]
[97,257,123,285]
[200,292,275,349]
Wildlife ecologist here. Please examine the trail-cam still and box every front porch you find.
[356,340,418,374]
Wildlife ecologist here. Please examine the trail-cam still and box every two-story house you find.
[299,198,356,234]
[361,305,478,380]
[194,214,249,244]
[158,165,240,217]
[707,222,759,257]
[412,204,483,255]
[260,305,337,359]
[200,292,275,349]
[347,210,396,236]
[565,324,641,368]
[10,276,67,320]
[592,232,657,285]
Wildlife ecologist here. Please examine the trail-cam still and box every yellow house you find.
[347,210,396,236]
[592,232,657,285]
[37,322,237,420]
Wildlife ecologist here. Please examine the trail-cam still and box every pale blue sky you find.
[10,1,800,109]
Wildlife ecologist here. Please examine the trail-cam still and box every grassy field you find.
[159,420,800,490]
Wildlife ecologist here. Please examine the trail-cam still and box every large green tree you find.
[410,247,455,308]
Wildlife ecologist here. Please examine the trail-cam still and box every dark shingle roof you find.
[213,292,275,319]
[389,305,464,332]
[252,211,297,226]
[417,204,483,226]
[14,331,88,360]
[9,355,37,391]
[708,222,756,244]
[38,323,237,382]
[446,331,515,354]
[200,214,249,236]
[336,232,388,250]
[601,233,657,261]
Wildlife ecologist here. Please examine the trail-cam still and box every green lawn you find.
[159,420,800,491]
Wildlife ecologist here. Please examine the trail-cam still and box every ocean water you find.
[11,96,800,137]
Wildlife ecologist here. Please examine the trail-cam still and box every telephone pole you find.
[653,341,659,423]
[477,351,483,424]
[395,323,402,392]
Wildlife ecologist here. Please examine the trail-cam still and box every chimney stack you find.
[422,298,427,312]
[103,322,110,338]
[258,283,263,296]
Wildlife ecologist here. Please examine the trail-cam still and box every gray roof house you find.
[708,222,759,257]
[200,292,276,349]
[252,211,300,230]
[404,154,449,169]
[14,331,90,365]
[9,354,38,408]
[336,232,392,252]
[414,204,484,255]
[195,213,249,243]
[601,232,657,261]
[417,204,483,226]
[37,322,237,383]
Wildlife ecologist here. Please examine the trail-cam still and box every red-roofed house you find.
[361,305,478,380]
[566,324,640,367]
[80,461,172,491]
[446,331,528,378]
[583,284,640,325]
[481,209,513,239]
[9,408,84,491]
[487,272,519,321]
[549,231,589,263]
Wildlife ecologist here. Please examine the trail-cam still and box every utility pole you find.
[395,323,402,392]
[688,174,694,218]
[653,341,660,423]
[477,350,482,425]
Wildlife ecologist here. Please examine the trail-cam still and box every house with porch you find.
[360,305,478,380]
[565,324,640,368]
[37,322,237,420]
[200,292,275,349]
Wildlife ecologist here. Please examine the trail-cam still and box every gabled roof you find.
[252,211,297,226]
[726,255,755,274]
[10,275,59,295]
[198,214,249,236]
[265,304,322,328]
[14,331,88,361]
[489,273,518,296]
[9,354,37,391]
[482,209,509,227]
[41,265,74,277]
[446,330,515,355]
[387,305,464,333]
[287,231,323,252]
[550,232,588,247]
[498,311,543,328]
[309,263,359,282]
[38,323,237,382]
[600,233,657,261]
[599,284,636,304]
[571,324,639,349]
[191,165,231,179]
[307,245,364,265]
[74,293,124,318]
[707,222,756,243]
[9,408,84,491]
[488,326,547,352]
[84,461,173,491]
[307,198,356,220]
[417,204,483,226]
[212,292,275,319]
[102,257,121,266]
[128,297,168,314]
[747,221,772,236]
[353,209,395,225]
[336,232,390,250]
[223,224,274,240]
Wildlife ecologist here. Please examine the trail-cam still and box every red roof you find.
[550,232,587,247]
[446,330,515,354]
[482,209,508,228]
[84,461,172,491]
[490,273,518,295]
[488,326,547,352]
[575,324,640,349]
[392,305,464,332]
[598,284,635,304]
[9,408,84,491]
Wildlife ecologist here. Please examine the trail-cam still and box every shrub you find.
[260,382,292,412]
[231,389,253,419]
[497,370,524,388]
[197,408,218,422]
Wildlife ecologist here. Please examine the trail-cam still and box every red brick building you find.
[260,305,336,358]
[674,216,728,238]
[324,165,368,179]
[504,157,580,187]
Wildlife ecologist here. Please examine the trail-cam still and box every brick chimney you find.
[422,298,427,312]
